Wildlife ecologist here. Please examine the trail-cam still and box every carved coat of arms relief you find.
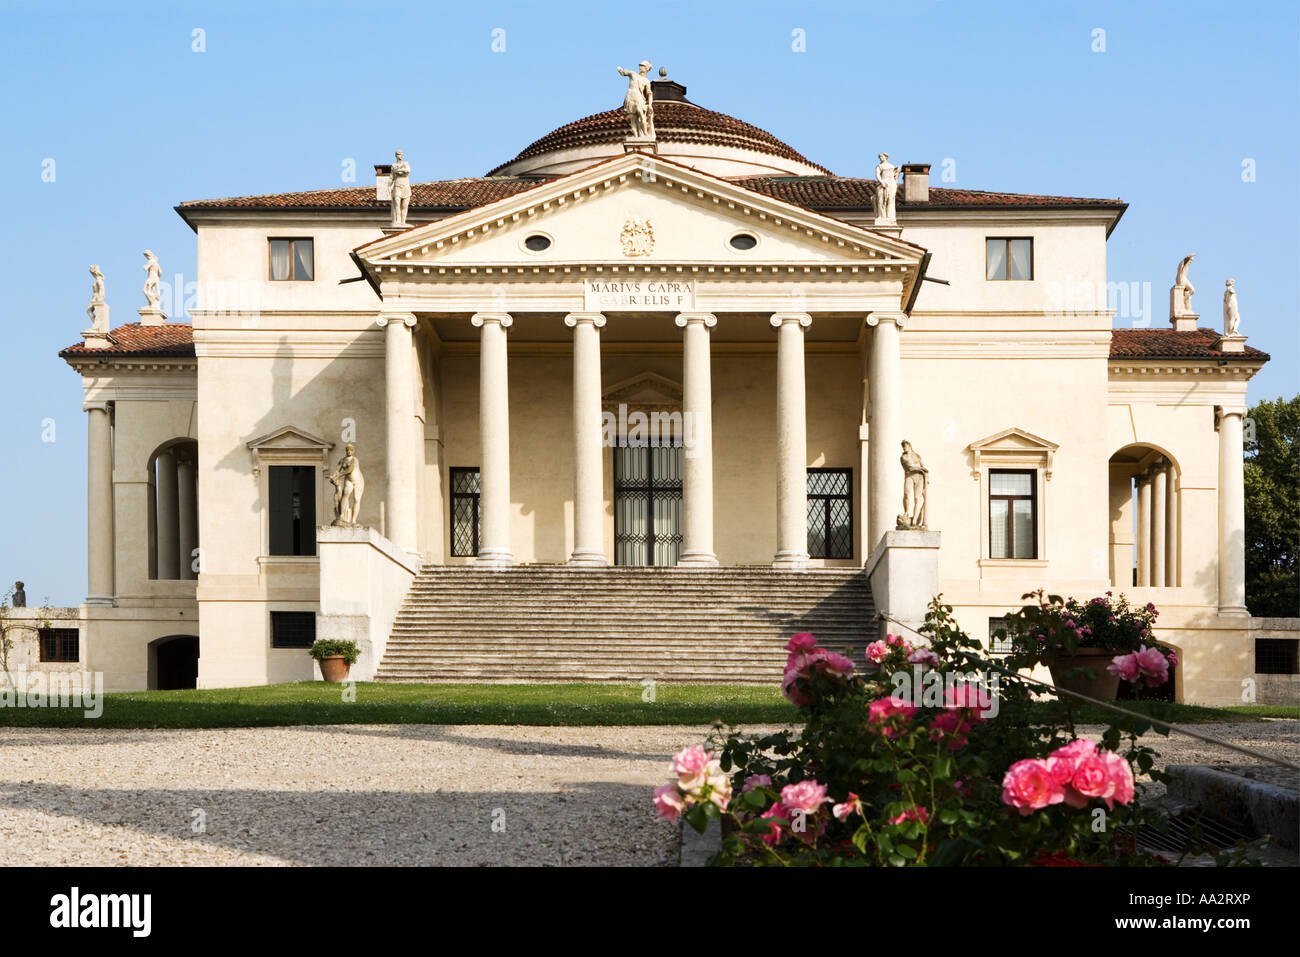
[620,218,654,257]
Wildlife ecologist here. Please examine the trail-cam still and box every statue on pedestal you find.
[1223,279,1241,336]
[897,440,928,530]
[1173,254,1196,315]
[142,250,162,312]
[87,266,105,319]
[617,61,655,139]
[328,444,365,526]
[873,153,902,225]
[389,150,411,227]
[11,582,25,608]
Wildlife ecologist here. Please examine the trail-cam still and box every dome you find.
[487,77,831,179]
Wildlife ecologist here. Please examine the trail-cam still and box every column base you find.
[1217,604,1251,619]
[84,595,115,607]
[678,551,719,567]
[475,549,516,568]
[771,551,809,569]
[567,549,609,567]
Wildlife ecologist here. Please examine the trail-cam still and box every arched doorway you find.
[149,635,199,690]
[1108,444,1181,588]
[146,439,199,580]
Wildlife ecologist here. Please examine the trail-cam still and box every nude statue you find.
[1223,279,1241,337]
[617,61,655,139]
[389,150,411,227]
[1174,254,1195,313]
[87,265,105,322]
[329,444,365,526]
[142,250,162,311]
[873,153,902,223]
[897,440,928,530]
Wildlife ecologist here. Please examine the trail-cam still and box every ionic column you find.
[1165,464,1178,587]
[156,447,179,580]
[1150,462,1167,587]
[867,312,905,553]
[473,313,515,567]
[1217,407,1248,614]
[1135,473,1151,586]
[85,401,114,605]
[176,447,198,580]
[676,312,718,566]
[379,312,418,553]
[771,313,811,568]
[565,312,608,566]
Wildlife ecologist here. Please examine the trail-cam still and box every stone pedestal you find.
[1218,334,1248,354]
[865,529,941,638]
[83,302,111,348]
[1169,287,1197,332]
[138,307,166,327]
[622,138,658,154]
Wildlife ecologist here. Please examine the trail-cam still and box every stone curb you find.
[678,817,722,866]
[1167,764,1299,850]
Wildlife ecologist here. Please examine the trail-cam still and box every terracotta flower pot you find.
[318,656,351,683]
[1047,647,1120,701]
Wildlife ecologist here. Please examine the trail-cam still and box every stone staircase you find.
[375,565,876,683]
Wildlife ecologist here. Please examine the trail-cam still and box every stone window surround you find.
[968,429,1057,568]
[246,426,335,564]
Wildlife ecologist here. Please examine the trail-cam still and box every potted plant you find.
[309,639,360,683]
[997,591,1175,701]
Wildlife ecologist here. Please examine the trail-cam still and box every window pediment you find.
[602,372,683,412]
[246,425,334,473]
[967,427,1058,480]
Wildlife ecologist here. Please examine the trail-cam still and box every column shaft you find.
[382,313,418,552]
[566,313,608,565]
[771,313,811,567]
[1218,410,1248,613]
[677,313,718,566]
[177,448,198,580]
[155,448,179,580]
[474,313,514,566]
[1135,475,1151,586]
[1151,464,1167,587]
[867,313,904,553]
[1164,465,1178,587]
[86,404,114,604]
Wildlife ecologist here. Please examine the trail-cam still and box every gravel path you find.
[0,724,720,866]
[0,720,1293,867]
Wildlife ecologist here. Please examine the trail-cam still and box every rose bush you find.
[653,598,1206,867]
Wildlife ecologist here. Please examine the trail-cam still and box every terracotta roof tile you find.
[1109,327,1268,361]
[732,176,1126,211]
[60,323,195,358]
[486,100,831,176]
[177,177,549,215]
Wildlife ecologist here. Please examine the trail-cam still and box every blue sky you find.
[1,0,1296,605]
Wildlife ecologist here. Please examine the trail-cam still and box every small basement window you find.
[1256,639,1299,675]
[270,611,316,650]
[269,238,314,281]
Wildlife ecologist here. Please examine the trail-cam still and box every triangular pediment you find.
[246,425,334,453]
[354,153,926,278]
[602,371,683,410]
[966,427,1059,480]
[967,427,1059,454]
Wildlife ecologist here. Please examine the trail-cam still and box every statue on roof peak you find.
[617,61,655,140]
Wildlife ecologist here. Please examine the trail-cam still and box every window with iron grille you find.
[807,468,852,560]
[613,443,682,567]
[987,617,1018,655]
[39,628,79,663]
[270,611,316,649]
[989,469,1037,559]
[1255,639,1299,675]
[450,467,481,558]
[268,465,316,556]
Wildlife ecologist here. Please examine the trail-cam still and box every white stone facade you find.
[58,78,1281,703]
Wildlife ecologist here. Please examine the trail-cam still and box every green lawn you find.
[0,682,1291,730]
[0,681,798,729]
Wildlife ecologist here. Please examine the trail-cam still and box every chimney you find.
[902,163,930,203]
[374,164,392,202]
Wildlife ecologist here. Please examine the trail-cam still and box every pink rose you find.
[817,650,857,678]
[868,697,919,737]
[930,710,972,750]
[1046,739,1097,784]
[759,801,786,846]
[944,682,993,720]
[785,633,818,654]
[1066,752,1115,807]
[908,647,939,668]
[671,746,711,790]
[889,805,930,826]
[1002,759,1066,815]
[865,640,888,664]
[1134,645,1169,685]
[1107,652,1140,682]
[832,792,862,821]
[780,780,830,814]
[705,762,732,810]
[781,667,811,707]
[741,774,772,793]
[885,633,903,647]
[653,783,684,822]
[1101,751,1135,807]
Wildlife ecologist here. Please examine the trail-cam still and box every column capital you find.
[82,400,111,413]
[471,312,513,329]
[675,312,717,329]
[376,311,417,328]
[564,312,606,328]
[769,312,811,328]
[1217,404,1248,420]
[866,311,908,329]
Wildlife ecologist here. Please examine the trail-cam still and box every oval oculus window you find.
[524,234,552,251]
[729,233,758,250]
